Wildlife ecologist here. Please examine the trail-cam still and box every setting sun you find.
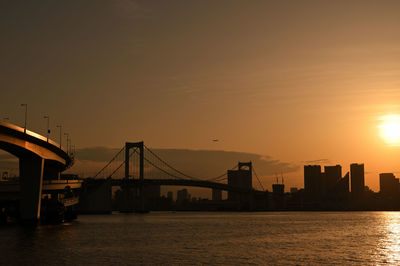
[379,115,400,146]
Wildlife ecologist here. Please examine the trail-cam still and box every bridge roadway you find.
[110,178,259,193]
[0,122,71,168]
[0,121,73,221]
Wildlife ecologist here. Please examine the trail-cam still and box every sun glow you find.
[379,115,400,146]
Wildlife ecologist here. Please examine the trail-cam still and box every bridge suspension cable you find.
[252,165,265,191]
[143,145,241,182]
[94,143,261,188]
[110,147,138,178]
[143,157,186,180]
[206,163,238,182]
[93,146,125,178]
[143,144,202,180]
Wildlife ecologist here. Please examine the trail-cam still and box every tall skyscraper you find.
[304,165,322,198]
[324,165,342,192]
[177,188,189,204]
[167,191,173,201]
[337,172,350,198]
[380,173,400,196]
[350,163,364,199]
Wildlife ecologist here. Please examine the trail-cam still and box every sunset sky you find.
[1,0,400,191]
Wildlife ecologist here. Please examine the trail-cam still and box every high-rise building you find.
[272,183,284,195]
[177,188,189,204]
[350,163,364,198]
[167,191,173,201]
[304,165,322,198]
[324,165,342,192]
[336,172,350,199]
[143,185,160,200]
[380,173,400,196]
[272,183,285,209]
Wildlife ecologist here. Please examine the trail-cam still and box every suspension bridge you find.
[80,141,267,212]
[91,142,264,192]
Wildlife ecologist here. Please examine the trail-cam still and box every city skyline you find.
[0,117,397,193]
[2,1,400,192]
[3,1,400,264]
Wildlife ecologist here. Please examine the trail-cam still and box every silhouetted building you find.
[304,165,322,199]
[380,173,400,197]
[212,189,222,201]
[143,185,160,200]
[350,163,364,199]
[272,184,284,195]
[177,189,189,204]
[305,164,351,202]
[167,191,173,201]
[335,172,350,200]
[227,162,252,201]
[325,165,342,193]
[272,183,285,209]
[290,187,298,194]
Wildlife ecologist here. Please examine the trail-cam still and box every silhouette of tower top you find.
[227,162,252,201]
[350,163,364,198]
[238,162,252,172]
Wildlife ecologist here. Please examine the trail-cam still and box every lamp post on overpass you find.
[44,115,50,142]
[56,125,62,148]
[64,132,69,154]
[20,104,27,133]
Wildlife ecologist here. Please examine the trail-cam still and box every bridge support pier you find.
[19,157,44,221]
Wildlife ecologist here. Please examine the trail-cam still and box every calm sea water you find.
[1,212,400,265]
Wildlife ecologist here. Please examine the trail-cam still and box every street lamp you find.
[64,132,70,154]
[56,125,62,148]
[20,104,27,133]
[69,137,73,156]
[71,145,75,156]
[44,115,50,142]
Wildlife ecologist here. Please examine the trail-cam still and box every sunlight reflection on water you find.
[375,212,400,264]
[2,212,400,265]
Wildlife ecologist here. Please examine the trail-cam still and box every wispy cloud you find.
[302,159,331,164]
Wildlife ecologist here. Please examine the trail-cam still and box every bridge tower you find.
[122,141,146,212]
[227,161,254,210]
[125,141,144,181]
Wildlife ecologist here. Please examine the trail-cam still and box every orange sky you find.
[1,0,400,191]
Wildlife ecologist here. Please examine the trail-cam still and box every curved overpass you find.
[0,121,73,221]
[0,121,71,170]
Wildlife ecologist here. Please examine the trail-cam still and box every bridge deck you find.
[108,178,261,193]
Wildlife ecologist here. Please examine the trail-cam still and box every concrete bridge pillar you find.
[19,157,44,221]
